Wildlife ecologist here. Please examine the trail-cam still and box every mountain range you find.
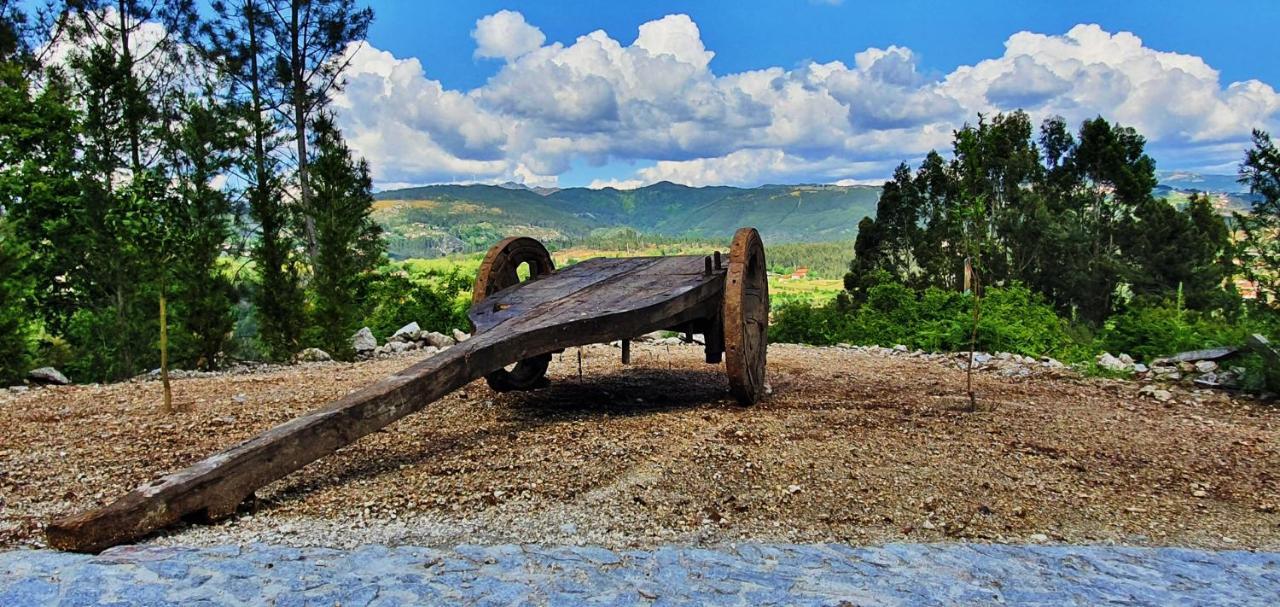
[373,182,881,258]
[372,173,1255,259]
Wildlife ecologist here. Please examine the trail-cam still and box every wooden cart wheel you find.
[473,237,555,391]
[723,227,769,405]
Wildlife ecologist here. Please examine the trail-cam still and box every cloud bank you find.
[334,14,1280,189]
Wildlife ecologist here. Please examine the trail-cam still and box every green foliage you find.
[847,112,1236,326]
[1238,130,1280,302]
[765,241,855,279]
[773,276,1068,358]
[1099,298,1275,363]
[362,265,471,341]
[304,116,386,359]
[0,217,33,383]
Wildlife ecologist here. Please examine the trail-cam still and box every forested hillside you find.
[373,182,880,258]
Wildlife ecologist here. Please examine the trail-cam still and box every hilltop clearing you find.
[2,343,1276,551]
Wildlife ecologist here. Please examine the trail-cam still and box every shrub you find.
[362,265,472,340]
[770,300,851,345]
[973,284,1069,357]
[1100,299,1277,362]
[0,218,34,384]
[771,280,1071,358]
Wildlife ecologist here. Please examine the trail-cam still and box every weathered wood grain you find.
[47,254,729,552]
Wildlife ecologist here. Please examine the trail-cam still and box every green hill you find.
[373,182,881,258]
[371,173,1259,259]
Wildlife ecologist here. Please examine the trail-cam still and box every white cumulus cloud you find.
[333,13,1280,189]
[472,10,546,61]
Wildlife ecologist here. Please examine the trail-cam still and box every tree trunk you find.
[117,0,142,172]
[290,0,317,261]
[159,291,172,413]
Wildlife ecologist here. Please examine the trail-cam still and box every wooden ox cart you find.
[47,227,769,552]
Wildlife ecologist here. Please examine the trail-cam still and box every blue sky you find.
[334,0,1280,189]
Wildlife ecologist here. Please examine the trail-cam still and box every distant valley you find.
[373,173,1255,259]
[373,181,880,258]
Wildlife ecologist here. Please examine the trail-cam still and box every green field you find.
[397,244,846,308]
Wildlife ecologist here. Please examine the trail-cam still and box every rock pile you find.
[832,344,1068,378]
[1095,349,1245,389]
[351,323,472,360]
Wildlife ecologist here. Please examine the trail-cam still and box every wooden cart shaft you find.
[47,255,728,552]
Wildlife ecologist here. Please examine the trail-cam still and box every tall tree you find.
[57,0,210,380]
[267,0,371,261]
[205,0,306,360]
[1238,129,1280,303]
[159,90,241,370]
[305,114,383,358]
[0,1,82,336]
[846,112,1167,325]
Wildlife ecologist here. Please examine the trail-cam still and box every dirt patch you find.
[2,343,1277,550]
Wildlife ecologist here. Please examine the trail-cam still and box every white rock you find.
[393,322,421,340]
[389,341,411,354]
[893,344,908,353]
[452,328,471,343]
[1118,353,1135,365]
[420,346,440,357]
[1133,363,1149,374]
[352,327,377,352]
[423,331,456,349]
[1040,357,1064,369]
[1194,360,1218,373]
[1096,352,1131,372]
[28,367,70,385]
[297,348,332,362]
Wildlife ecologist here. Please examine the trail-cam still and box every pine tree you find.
[160,91,240,370]
[205,0,306,361]
[305,115,383,358]
[1239,129,1280,304]
[0,3,81,337]
[57,1,204,381]
[267,0,372,261]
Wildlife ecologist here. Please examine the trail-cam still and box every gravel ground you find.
[1,343,1277,550]
[5,542,1279,606]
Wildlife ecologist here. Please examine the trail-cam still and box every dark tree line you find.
[0,0,383,386]
[847,111,1239,324]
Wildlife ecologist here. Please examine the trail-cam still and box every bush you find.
[973,284,1069,357]
[0,218,34,384]
[362,265,472,341]
[1100,299,1276,362]
[770,300,852,345]
[772,280,1068,358]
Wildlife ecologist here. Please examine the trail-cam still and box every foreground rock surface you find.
[1,343,1276,551]
[3,543,1277,606]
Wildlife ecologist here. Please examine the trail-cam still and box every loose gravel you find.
[2,343,1277,551]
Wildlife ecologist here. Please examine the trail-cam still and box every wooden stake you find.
[160,293,172,414]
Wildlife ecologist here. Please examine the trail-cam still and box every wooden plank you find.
[1168,347,1240,363]
[48,256,727,552]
